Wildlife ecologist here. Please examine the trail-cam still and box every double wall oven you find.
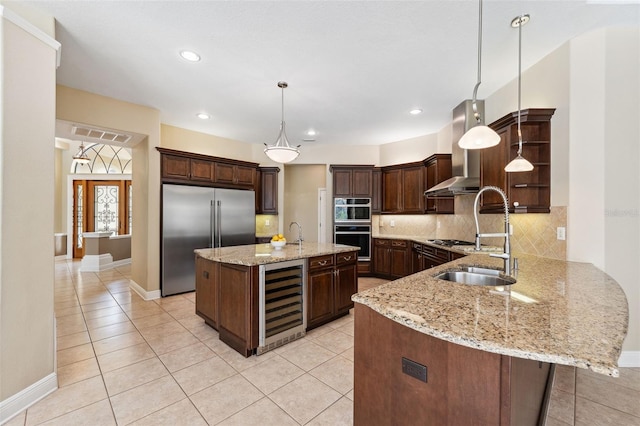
[334,198,371,261]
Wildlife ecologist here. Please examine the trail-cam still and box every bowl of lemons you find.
[270,234,286,249]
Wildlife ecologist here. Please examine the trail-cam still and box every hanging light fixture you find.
[264,81,300,163]
[458,0,500,150]
[73,142,91,164]
[505,14,534,173]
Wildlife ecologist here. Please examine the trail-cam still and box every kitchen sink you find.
[435,267,516,287]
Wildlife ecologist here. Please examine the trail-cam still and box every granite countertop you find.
[195,242,359,266]
[352,254,628,377]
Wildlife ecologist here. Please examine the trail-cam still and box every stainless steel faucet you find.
[289,221,303,246]
[473,186,512,275]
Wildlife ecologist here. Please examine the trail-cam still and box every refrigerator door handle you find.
[216,200,222,248]
[210,200,215,248]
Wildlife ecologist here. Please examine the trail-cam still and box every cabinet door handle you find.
[343,255,352,261]
[318,260,328,266]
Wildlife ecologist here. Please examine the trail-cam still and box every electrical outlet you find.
[509,224,514,235]
[557,227,566,240]
[390,220,395,227]
[265,219,270,226]
[437,220,441,229]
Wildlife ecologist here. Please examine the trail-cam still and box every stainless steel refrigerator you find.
[161,184,256,296]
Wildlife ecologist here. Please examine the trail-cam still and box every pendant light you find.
[505,14,534,173]
[73,142,91,164]
[458,0,500,150]
[264,81,300,163]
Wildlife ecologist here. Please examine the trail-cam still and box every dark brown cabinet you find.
[195,255,218,329]
[381,163,424,214]
[481,108,555,214]
[354,304,552,425]
[158,148,259,190]
[307,252,358,330]
[162,154,214,182]
[256,167,279,214]
[217,263,259,358]
[214,162,256,187]
[411,242,467,273]
[373,238,410,279]
[330,165,374,198]
[371,168,382,213]
[423,154,454,214]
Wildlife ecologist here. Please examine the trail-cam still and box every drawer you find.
[309,254,334,270]
[391,240,407,248]
[337,252,357,265]
[422,245,449,261]
[374,239,390,247]
[412,242,422,251]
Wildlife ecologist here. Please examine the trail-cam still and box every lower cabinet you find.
[373,238,410,279]
[354,304,552,425]
[307,252,358,330]
[411,243,467,273]
[195,255,218,329]
[217,263,259,358]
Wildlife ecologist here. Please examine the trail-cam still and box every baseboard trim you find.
[0,373,57,424]
[619,351,640,367]
[79,255,131,272]
[129,279,160,301]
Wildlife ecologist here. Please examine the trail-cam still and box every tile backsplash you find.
[256,214,279,237]
[374,195,567,260]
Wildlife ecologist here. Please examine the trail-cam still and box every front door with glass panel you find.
[73,180,131,258]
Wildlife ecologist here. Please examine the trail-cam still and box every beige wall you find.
[56,86,161,293]
[283,165,326,243]
[161,124,254,161]
[567,27,639,353]
[0,6,58,403]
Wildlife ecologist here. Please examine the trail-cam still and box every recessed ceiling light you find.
[409,109,423,115]
[180,50,201,62]
[306,129,317,136]
[196,113,210,120]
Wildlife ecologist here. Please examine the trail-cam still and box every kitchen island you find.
[195,242,359,356]
[352,254,628,425]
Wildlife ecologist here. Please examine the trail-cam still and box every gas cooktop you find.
[426,239,475,247]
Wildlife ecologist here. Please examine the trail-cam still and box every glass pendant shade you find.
[458,124,500,150]
[264,81,300,164]
[264,122,300,163]
[504,154,533,172]
[73,142,91,164]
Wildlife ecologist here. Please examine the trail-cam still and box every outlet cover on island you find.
[557,227,566,240]
[265,219,270,226]
[390,220,395,227]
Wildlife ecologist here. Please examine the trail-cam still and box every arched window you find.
[71,143,132,174]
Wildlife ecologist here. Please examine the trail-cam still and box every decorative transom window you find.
[71,143,132,174]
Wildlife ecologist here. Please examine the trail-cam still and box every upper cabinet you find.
[330,165,374,198]
[423,154,454,214]
[481,108,555,214]
[256,167,279,214]
[371,168,382,214]
[381,162,424,214]
[158,148,258,190]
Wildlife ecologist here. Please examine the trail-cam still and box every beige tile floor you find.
[5,265,639,425]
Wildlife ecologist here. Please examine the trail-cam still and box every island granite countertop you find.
[195,242,359,266]
[352,253,628,377]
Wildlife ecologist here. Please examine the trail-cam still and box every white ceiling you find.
[26,0,640,147]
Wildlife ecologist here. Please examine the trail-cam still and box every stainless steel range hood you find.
[425,100,484,197]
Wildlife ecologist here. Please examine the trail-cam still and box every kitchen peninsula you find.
[194,242,359,357]
[352,254,628,425]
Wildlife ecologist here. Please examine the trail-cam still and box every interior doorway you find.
[72,179,132,258]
